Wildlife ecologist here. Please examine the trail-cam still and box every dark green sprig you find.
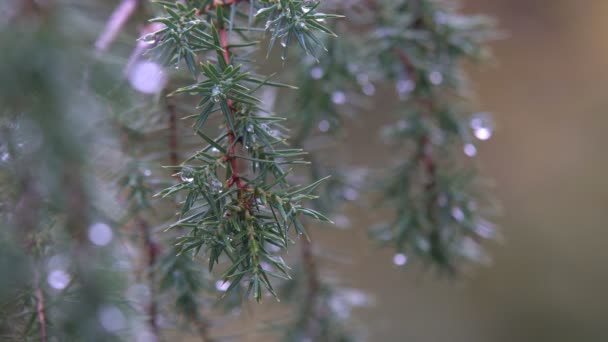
[149,0,340,301]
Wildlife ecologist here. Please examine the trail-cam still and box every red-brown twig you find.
[167,102,180,181]
[35,286,47,342]
[216,19,249,191]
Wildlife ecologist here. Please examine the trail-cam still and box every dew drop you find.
[246,124,254,133]
[310,66,324,80]
[98,305,126,333]
[88,222,113,247]
[362,83,376,96]
[392,253,407,266]
[47,269,71,290]
[1,152,9,162]
[143,169,152,177]
[331,91,346,105]
[318,119,330,133]
[211,85,221,103]
[396,79,415,98]
[180,174,194,183]
[128,61,167,94]
[211,180,223,191]
[429,71,443,85]
[451,207,465,222]
[474,127,492,141]
[215,280,231,292]
[464,143,477,157]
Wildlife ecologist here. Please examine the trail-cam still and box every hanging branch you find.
[367,0,498,270]
[148,0,341,301]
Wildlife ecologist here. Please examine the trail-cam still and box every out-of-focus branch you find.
[95,0,139,53]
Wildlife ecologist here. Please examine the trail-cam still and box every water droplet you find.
[310,66,324,80]
[128,61,167,94]
[210,147,220,155]
[318,120,330,132]
[280,35,288,47]
[470,113,494,141]
[464,143,477,157]
[451,207,465,222]
[246,124,254,133]
[474,128,492,141]
[143,169,152,177]
[362,83,376,96]
[215,280,231,292]
[98,305,126,332]
[88,222,113,247]
[396,79,415,98]
[47,269,70,290]
[211,85,221,103]
[180,173,194,183]
[429,71,443,85]
[392,253,407,266]
[211,180,223,190]
[1,152,9,161]
[475,219,496,239]
[331,91,346,105]
[298,21,306,29]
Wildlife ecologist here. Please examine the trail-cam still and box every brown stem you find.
[217,20,249,192]
[35,286,47,342]
[136,217,161,338]
[301,238,322,338]
[168,102,180,181]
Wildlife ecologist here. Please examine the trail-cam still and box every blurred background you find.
[315,0,608,341]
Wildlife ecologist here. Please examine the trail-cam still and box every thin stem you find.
[136,217,161,339]
[217,15,248,191]
[35,280,47,342]
[168,102,180,180]
[300,237,323,338]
